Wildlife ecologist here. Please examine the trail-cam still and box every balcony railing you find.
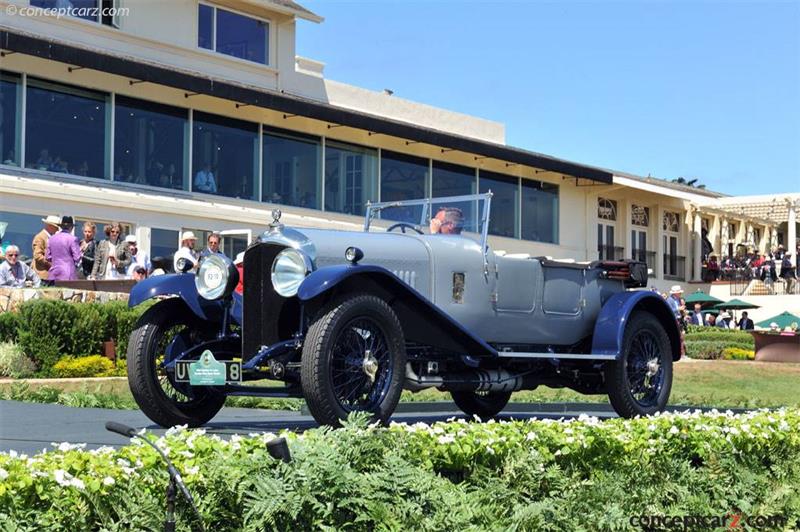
[598,245,625,261]
[663,254,685,281]
[631,249,657,277]
[727,267,800,296]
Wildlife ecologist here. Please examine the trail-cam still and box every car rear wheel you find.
[301,294,406,427]
[127,299,225,428]
[450,390,512,420]
[605,312,673,418]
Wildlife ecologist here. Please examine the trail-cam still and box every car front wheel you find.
[301,294,406,427]
[127,299,225,428]
[605,312,673,418]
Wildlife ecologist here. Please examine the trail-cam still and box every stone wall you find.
[0,287,129,313]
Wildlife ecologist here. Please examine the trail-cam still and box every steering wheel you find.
[386,222,424,235]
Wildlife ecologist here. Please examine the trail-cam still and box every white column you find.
[654,205,663,281]
[692,209,703,281]
[720,217,729,257]
[623,199,632,260]
[789,201,797,268]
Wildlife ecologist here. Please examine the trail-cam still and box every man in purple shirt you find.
[46,216,82,281]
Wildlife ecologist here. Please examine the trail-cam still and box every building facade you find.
[0,0,795,290]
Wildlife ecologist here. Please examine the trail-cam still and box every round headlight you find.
[271,248,310,297]
[196,255,238,300]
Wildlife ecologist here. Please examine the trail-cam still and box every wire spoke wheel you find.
[606,312,673,418]
[301,294,406,427]
[329,318,392,412]
[128,299,226,427]
[625,330,664,408]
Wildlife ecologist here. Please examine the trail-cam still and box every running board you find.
[496,352,617,361]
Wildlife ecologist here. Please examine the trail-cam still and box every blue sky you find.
[297,0,800,196]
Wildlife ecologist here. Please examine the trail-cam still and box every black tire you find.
[127,299,225,428]
[301,294,406,427]
[605,312,673,418]
[451,390,512,420]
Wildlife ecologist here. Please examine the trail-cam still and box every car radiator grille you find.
[242,243,287,361]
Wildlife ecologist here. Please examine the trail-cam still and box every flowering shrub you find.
[721,347,756,361]
[51,355,127,378]
[1,410,799,530]
[0,342,36,378]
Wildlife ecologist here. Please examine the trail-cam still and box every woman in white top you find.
[91,222,132,279]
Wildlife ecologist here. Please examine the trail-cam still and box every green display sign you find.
[189,350,227,386]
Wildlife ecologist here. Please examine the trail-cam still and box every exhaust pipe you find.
[405,364,532,393]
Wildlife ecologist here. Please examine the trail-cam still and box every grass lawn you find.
[2,359,799,410]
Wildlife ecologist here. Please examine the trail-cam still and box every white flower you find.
[526,432,537,441]
[185,466,200,476]
[669,426,680,435]
[55,442,86,452]
[565,437,575,444]
[116,458,131,468]
[102,476,115,486]
[179,450,194,458]
[69,477,85,490]
[437,434,455,444]
[121,467,136,477]
[0,468,8,480]
[53,469,70,487]
[165,425,188,436]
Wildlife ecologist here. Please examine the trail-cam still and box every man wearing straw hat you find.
[173,231,199,273]
[666,285,685,320]
[31,215,60,281]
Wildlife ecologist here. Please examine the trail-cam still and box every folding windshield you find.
[364,193,492,246]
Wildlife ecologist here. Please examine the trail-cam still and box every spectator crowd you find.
[702,245,798,292]
[0,215,229,289]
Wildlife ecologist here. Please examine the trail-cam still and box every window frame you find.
[197,1,272,67]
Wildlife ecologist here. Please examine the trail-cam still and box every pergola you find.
[694,193,799,267]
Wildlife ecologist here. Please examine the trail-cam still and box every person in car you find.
[429,207,464,235]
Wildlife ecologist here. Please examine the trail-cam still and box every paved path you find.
[0,401,622,455]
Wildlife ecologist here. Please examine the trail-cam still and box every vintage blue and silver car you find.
[127,193,681,427]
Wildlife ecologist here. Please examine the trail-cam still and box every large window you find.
[25,78,109,180]
[198,4,269,65]
[479,170,519,238]
[114,96,188,190]
[30,0,118,25]
[380,150,428,223]
[0,72,21,167]
[262,128,320,209]
[0,211,43,258]
[521,180,558,244]
[324,141,378,216]
[150,228,179,260]
[192,112,258,201]
[432,161,477,232]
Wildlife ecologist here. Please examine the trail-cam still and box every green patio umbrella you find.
[755,311,800,330]
[684,290,723,306]
[714,298,760,311]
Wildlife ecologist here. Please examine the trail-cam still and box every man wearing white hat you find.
[716,311,734,329]
[173,231,199,273]
[31,215,61,280]
[666,285,685,320]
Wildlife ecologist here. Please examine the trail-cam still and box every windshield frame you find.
[363,192,493,249]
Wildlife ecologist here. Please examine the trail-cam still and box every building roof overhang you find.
[244,0,323,23]
[694,193,800,224]
[0,30,613,185]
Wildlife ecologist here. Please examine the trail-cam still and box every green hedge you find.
[685,329,754,347]
[0,312,20,343]
[1,410,799,530]
[10,300,149,374]
[685,340,755,360]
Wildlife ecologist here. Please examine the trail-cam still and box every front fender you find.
[297,264,498,357]
[591,290,681,361]
[129,273,222,322]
